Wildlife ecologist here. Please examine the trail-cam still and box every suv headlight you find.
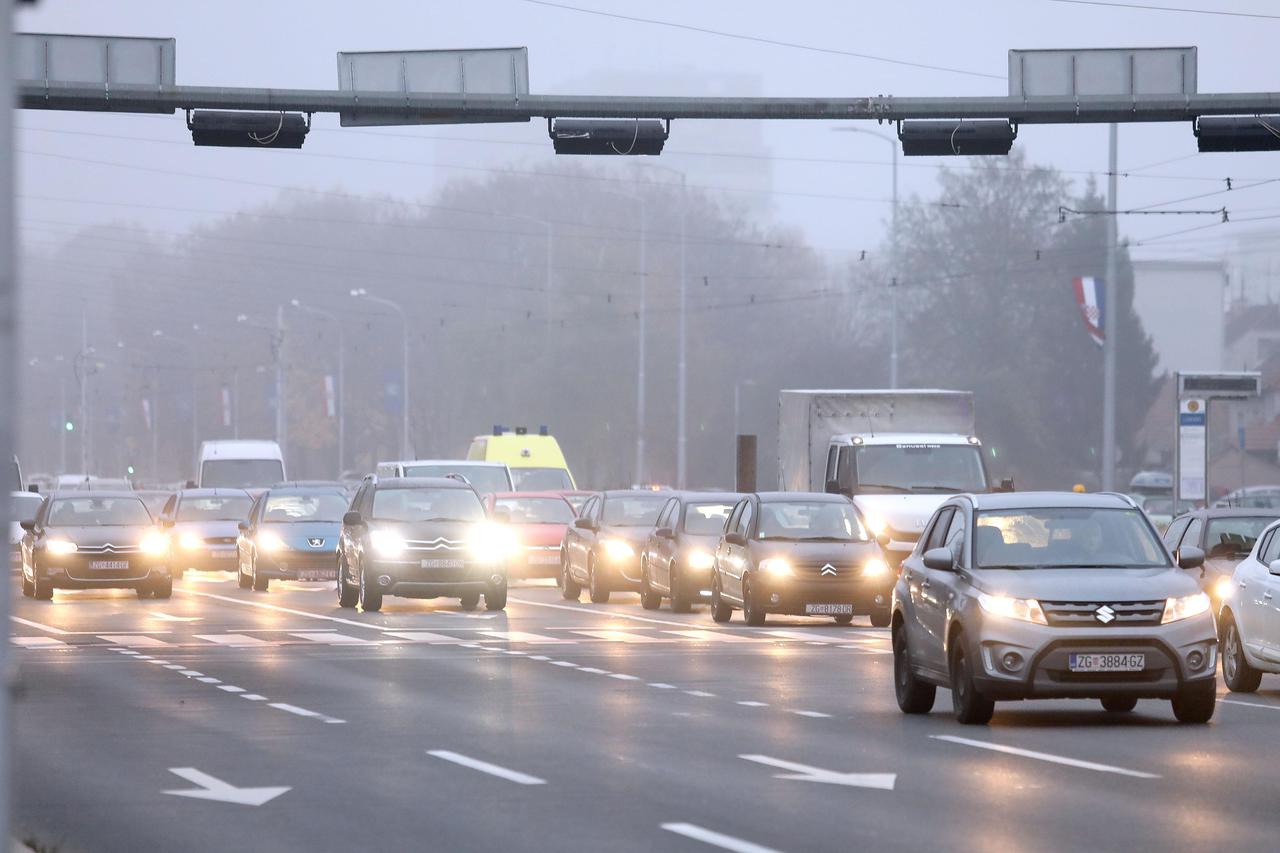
[686,549,714,570]
[369,529,405,559]
[45,538,78,555]
[759,557,793,577]
[602,538,635,561]
[862,557,889,577]
[469,522,517,563]
[978,592,1048,625]
[1161,591,1211,624]
[139,531,170,556]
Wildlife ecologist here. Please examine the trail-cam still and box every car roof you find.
[374,476,475,491]
[384,459,509,468]
[600,489,674,498]
[755,491,851,503]
[1176,507,1280,520]
[673,491,744,503]
[264,485,349,496]
[48,490,146,500]
[176,488,252,498]
[489,491,573,500]
[964,491,1136,511]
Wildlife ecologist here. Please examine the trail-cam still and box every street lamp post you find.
[290,299,345,476]
[835,126,899,388]
[599,187,649,486]
[352,289,410,460]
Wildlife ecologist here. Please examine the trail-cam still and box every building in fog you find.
[1131,259,1227,374]
[1228,228,1280,305]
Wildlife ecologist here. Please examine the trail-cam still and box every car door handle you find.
[1265,591,1274,601]
[919,579,931,590]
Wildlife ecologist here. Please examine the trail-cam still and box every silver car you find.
[893,492,1217,724]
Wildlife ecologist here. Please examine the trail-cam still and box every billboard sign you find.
[1009,48,1196,99]
[17,33,175,88]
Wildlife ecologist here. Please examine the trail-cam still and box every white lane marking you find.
[180,589,374,629]
[289,632,371,645]
[426,750,546,786]
[479,630,575,644]
[267,702,345,724]
[528,655,551,661]
[178,670,204,677]
[241,694,268,701]
[10,616,69,635]
[762,630,834,643]
[685,690,716,698]
[661,823,786,853]
[11,637,67,648]
[740,754,896,790]
[383,631,471,644]
[194,634,269,647]
[163,767,290,806]
[550,660,578,667]
[458,643,481,649]
[649,683,677,689]
[218,685,246,693]
[1221,698,1280,712]
[931,735,1160,779]
[791,710,831,719]
[737,701,769,707]
[98,635,170,647]
[133,655,154,660]
[664,630,762,643]
[196,677,222,684]
[163,664,186,670]
[116,650,141,655]
[577,667,610,675]
[147,660,170,665]
[608,673,640,681]
[571,629,673,643]
[509,596,695,628]
[150,613,202,622]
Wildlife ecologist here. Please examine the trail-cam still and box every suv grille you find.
[405,538,466,552]
[1040,600,1165,627]
[75,543,140,555]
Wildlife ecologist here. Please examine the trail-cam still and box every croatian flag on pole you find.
[1072,276,1105,348]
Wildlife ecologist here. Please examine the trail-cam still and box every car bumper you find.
[39,563,170,590]
[364,557,506,598]
[754,575,893,616]
[599,555,641,590]
[965,615,1218,700]
[256,550,339,582]
[508,547,562,579]
[174,545,240,572]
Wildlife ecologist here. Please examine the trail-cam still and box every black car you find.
[237,486,350,591]
[162,488,254,575]
[338,476,510,612]
[19,491,172,600]
[1163,506,1280,613]
[561,489,670,603]
[710,492,890,626]
[639,491,741,612]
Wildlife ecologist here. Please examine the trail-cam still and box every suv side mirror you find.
[573,517,596,531]
[824,479,842,495]
[1268,559,1280,576]
[1177,545,1205,570]
[185,479,197,489]
[655,527,675,540]
[922,547,954,571]
[724,532,747,547]
[237,521,250,532]
[19,519,35,532]
[343,511,364,527]
[875,531,890,547]
[997,478,1015,493]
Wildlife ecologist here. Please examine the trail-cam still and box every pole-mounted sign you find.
[1173,372,1261,505]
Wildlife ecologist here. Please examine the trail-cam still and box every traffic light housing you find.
[550,119,668,155]
[898,120,1016,156]
[1195,116,1280,153]
[189,111,310,148]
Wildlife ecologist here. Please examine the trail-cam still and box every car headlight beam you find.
[179,531,203,551]
[1212,575,1234,601]
[469,521,517,563]
[862,557,889,577]
[863,512,888,537]
[602,538,635,561]
[759,557,793,577]
[45,538,78,555]
[369,529,405,559]
[139,531,170,556]
[978,592,1048,625]
[686,549,715,570]
[1162,591,1211,624]
[257,530,287,554]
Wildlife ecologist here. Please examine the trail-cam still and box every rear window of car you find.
[262,493,349,523]
[602,496,668,527]
[177,496,252,522]
[683,503,734,535]
[494,497,574,524]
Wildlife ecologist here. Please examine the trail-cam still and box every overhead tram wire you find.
[1044,0,1280,20]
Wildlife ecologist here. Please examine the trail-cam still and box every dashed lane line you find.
[426,750,546,786]
[931,735,1160,779]
[661,823,786,853]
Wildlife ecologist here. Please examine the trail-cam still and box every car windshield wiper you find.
[1039,563,1135,570]
[856,483,913,493]
[977,564,1040,571]
[909,484,968,493]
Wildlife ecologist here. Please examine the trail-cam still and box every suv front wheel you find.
[1171,682,1216,724]
[949,635,994,725]
[893,626,936,714]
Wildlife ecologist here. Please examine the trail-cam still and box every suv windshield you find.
[511,467,574,491]
[601,496,667,527]
[757,501,868,541]
[975,507,1168,569]
[262,493,349,523]
[684,502,734,535]
[177,495,252,522]
[1204,516,1277,559]
[202,459,284,489]
[494,497,574,524]
[403,465,510,496]
[47,497,152,527]
[854,444,987,493]
[372,488,484,523]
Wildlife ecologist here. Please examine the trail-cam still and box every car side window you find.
[738,502,755,537]
[836,446,853,489]
[825,446,838,487]
[161,495,176,518]
[1263,530,1280,565]
[1162,516,1190,548]
[659,499,678,529]
[924,508,954,552]
[725,501,745,534]
[944,508,967,565]
[1180,518,1204,551]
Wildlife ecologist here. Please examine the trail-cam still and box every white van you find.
[198,440,285,489]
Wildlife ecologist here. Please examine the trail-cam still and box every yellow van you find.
[468,427,577,491]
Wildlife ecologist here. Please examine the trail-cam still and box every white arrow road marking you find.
[661,823,787,853]
[163,768,290,806]
[426,750,546,785]
[151,612,202,622]
[739,755,896,790]
[931,735,1160,779]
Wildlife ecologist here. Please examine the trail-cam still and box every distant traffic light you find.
[127,465,136,476]
[898,120,1016,157]
[550,119,668,155]
[189,111,310,148]
[64,420,74,432]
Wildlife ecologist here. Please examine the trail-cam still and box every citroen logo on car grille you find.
[307,538,325,548]
[1094,605,1117,624]
[820,564,838,577]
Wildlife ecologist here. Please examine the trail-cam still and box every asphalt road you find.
[10,573,1280,853]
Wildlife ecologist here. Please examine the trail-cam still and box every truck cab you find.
[824,432,991,564]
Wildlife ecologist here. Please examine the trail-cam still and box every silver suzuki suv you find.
[892,492,1216,724]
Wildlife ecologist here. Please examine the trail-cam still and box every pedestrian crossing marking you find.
[194,634,269,647]
[477,630,575,644]
[383,631,471,644]
[98,635,171,647]
[663,630,763,643]
[287,632,371,644]
[571,630,673,643]
[12,637,67,648]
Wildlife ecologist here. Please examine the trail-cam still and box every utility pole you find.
[274,304,285,458]
[351,290,409,459]
[674,173,689,489]
[634,190,648,486]
[151,366,160,480]
[79,309,89,475]
[290,299,345,476]
[232,367,240,440]
[1,5,17,843]
[1102,124,1119,492]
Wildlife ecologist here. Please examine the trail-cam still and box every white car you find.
[1219,518,1280,691]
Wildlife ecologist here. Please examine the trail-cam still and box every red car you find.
[484,492,578,579]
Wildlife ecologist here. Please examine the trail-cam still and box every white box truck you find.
[196,440,285,489]
[778,390,999,564]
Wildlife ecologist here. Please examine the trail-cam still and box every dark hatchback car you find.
[561,489,670,604]
[20,491,172,600]
[338,476,510,612]
[710,492,889,626]
[639,492,741,612]
[1163,507,1280,613]
[237,486,350,591]
[162,488,253,575]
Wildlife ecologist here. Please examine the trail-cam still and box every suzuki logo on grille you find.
[820,563,838,577]
[307,538,325,548]
[1094,605,1117,624]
